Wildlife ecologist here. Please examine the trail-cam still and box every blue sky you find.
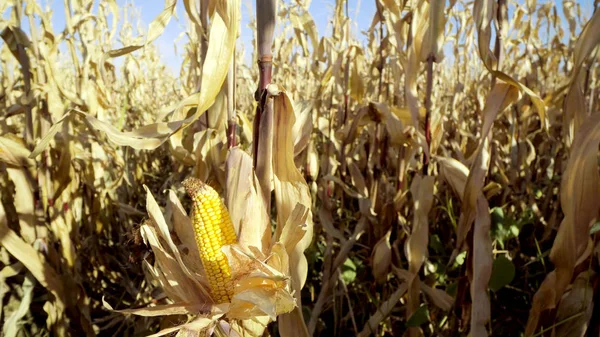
[3,0,596,73]
[27,0,376,72]
[153,0,377,72]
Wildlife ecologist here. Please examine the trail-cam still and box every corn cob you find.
[183,178,237,303]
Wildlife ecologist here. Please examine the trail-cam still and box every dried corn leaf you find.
[318,207,345,242]
[3,274,34,337]
[358,282,408,337]
[292,100,313,156]
[223,245,296,320]
[104,0,176,58]
[553,272,594,337]
[404,1,429,130]
[269,84,313,337]
[144,188,211,302]
[437,156,469,201]
[31,0,239,157]
[102,298,213,317]
[456,82,519,251]
[404,174,434,333]
[140,224,207,303]
[421,0,446,62]
[565,10,600,136]
[148,314,224,337]
[289,9,318,57]
[394,267,454,311]
[0,203,65,306]
[471,196,493,337]
[525,112,600,335]
[167,190,206,281]
[225,148,270,254]
[6,168,36,244]
[473,0,547,129]
[371,229,392,283]
[0,135,33,167]
[453,82,518,337]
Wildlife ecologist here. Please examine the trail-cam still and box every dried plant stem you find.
[14,2,33,147]
[253,57,273,151]
[201,0,210,128]
[358,282,409,337]
[25,7,55,218]
[227,59,236,148]
[254,89,274,208]
[588,79,596,115]
[423,56,434,175]
[491,0,506,87]
[338,269,359,335]
[253,0,277,210]
[308,239,333,335]
[398,145,406,191]
[342,56,350,127]
[376,0,385,100]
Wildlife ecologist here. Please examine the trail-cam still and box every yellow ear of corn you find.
[183,178,237,303]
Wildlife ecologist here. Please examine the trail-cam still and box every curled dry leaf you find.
[224,244,296,321]
[0,135,33,167]
[473,0,547,129]
[436,156,468,201]
[371,229,392,283]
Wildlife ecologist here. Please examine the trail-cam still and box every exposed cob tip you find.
[183,177,237,304]
[182,177,206,197]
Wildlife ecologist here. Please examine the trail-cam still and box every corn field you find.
[1,0,599,336]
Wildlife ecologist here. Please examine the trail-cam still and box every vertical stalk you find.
[491,0,506,87]
[422,56,433,175]
[339,0,351,176]
[227,57,237,148]
[254,0,277,210]
[377,5,384,101]
[199,0,209,61]
[14,2,33,147]
[375,6,389,210]
[588,67,596,115]
[64,0,81,95]
[27,3,54,236]
[341,0,350,128]
[200,0,210,128]
[397,146,406,191]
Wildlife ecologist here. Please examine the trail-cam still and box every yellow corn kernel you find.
[183,177,237,303]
